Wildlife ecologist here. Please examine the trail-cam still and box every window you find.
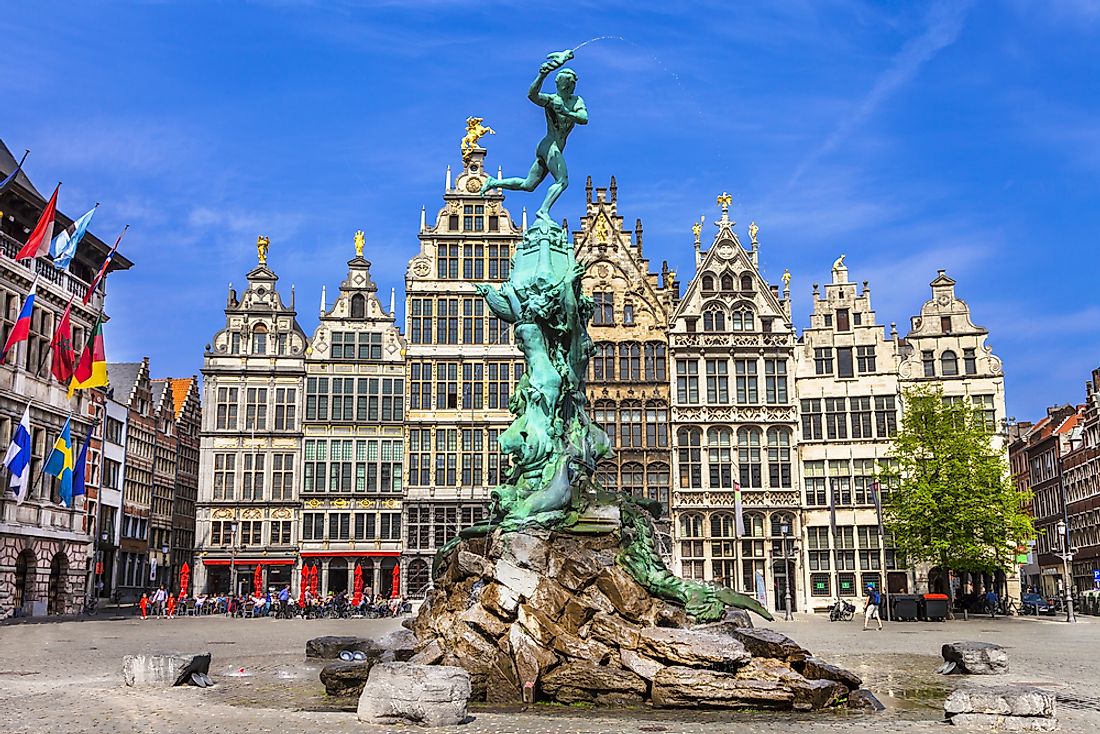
[804,461,826,505]
[435,362,458,410]
[764,359,787,404]
[328,513,351,541]
[437,243,459,278]
[462,204,485,232]
[462,299,484,344]
[270,453,294,501]
[621,462,644,500]
[242,453,265,501]
[618,405,642,448]
[592,343,614,381]
[274,387,296,431]
[105,417,124,444]
[940,315,952,333]
[731,308,754,331]
[213,453,236,500]
[618,343,641,381]
[215,387,238,430]
[487,362,515,409]
[801,399,823,440]
[239,520,262,546]
[408,363,431,411]
[814,348,833,375]
[268,520,291,545]
[705,359,729,403]
[407,429,431,487]
[837,347,854,378]
[849,396,873,439]
[434,429,457,486]
[922,350,935,377]
[703,308,725,332]
[720,274,734,292]
[740,274,753,292]
[646,463,670,505]
[767,428,791,487]
[708,427,734,489]
[645,404,669,448]
[488,244,510,280]
[856,345,876,373]
[875,396,897,437]
[462,243,485,279]
[837,573,857,597]
[677,427,702,489]
[734,360,758,404]
[644,343,666,381]
[230,332,241,354]
[676,359,699,404]
[836,309,850,331]
[436,298,459,344]
[410,299,433,344]
[972,394,996,431]
[623,302,635,325]
[252,325,267,355]
[593,292,614,325]
[830,460,852,506]
[461,364,484,410]
[678,514,705,580]
[825,397,847,439]
[350,293,366,319]
[940,350,958,376]
[853,461,876,506]
[807,527,830,572]
[244,387,268,430]
[701,275,715,292]
[736,427,762,488]
[964,348,977,375]
[103,458,121,489]
[357,332,383,360]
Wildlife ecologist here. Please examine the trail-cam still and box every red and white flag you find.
[83,225,127,304]
[49,296,75,383]
[15,184,60,260]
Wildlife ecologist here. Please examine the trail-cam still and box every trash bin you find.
[922,593,949,621]
[889,594,920,621]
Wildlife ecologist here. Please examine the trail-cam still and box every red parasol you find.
[390,563,400,599]
[309,564,319,596]
[178,562,190,597]
[298,565,308,606]
[352,564,364,607]
[252,565,263,596]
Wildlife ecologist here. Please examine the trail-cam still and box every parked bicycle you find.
[828,599,855,622]
[82,596,98,616]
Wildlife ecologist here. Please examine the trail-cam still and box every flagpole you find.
[36,294,75,380]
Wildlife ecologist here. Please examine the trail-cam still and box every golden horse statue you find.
[462,117,495,165]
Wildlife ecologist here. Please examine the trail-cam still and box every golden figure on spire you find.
[461,117,496,166]
[256,235,270,264]
[783,269,791,288]
[749,221,759,246]
[691,218,702,240]
[716,192,732,214]
[354,229,365,257]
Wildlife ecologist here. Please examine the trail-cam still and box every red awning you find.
[201,559,296,566]
[298,551,401,558]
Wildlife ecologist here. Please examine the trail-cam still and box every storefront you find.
[300,552,401,598]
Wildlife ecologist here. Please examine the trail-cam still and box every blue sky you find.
[3,1,1099,422]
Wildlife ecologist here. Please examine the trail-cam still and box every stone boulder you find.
[945,686,1056,731]
[122,652,211,687]
[731,628,809,662]
[305,635,380,660]
[638,627,751,669]
[652,667,795,709]
[376,628,418,662]
[357,663,471,728]
[320,660,374,697]
[942,641,1008,675]
[540,662,647,706]
[847,688,886,711]
[796,656,863,690]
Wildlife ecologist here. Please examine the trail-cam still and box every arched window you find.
[721,274,734,291]
[592,343,615,381]
[596,461,618,493]
[593,401,616,448]
[743,512,765,538]
[621,462,644,499]
[770,512,795,538]
[406,559,430,598]
[731,307,755,332]
[766,428,792,488]
[703,308,726,332]
[737,427,762,488]
[618,402,642,448]
[702,274,715,292]
[711,512,736,539]
[940,350,958,377]
[679,513,706,580]
[351,293,366,320]
[644,342,667,381]
[677,427,702,489]
[740,274,753,292]
[252,324,268,355]
[618,342,641,381]
[708,427,734,488]
[646,462,670,505]
[645,401,669,448]
[679,513,704,539]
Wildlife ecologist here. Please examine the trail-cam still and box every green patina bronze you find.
[438,49,772,623]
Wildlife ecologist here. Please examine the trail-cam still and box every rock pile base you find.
[945,686,1056,730]
[357,663,470,727]
[408,528,865,710]
[942,641,1009,675]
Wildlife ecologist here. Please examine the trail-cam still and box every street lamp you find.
[1055,519,1076,623]
[777,522,800,622]
[227,522,238,598]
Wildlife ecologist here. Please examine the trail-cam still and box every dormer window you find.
[836,309,850,331]
[230,332,241,354]
[252,325,268,355]
[940,350,958,376]
[351,293,366,320]
[720,274,734,292]
[463,204,485,232]
[702,275,715,292]
[703,308,726,332]
[740,274,753,292]
[731,307,755,332]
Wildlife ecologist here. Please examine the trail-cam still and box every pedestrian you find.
[166,593,176,618]
[986,588,999,618]
[863,583,883,631]
[139,593,149,620]
[278,584,290,618]
[152,585,168,618]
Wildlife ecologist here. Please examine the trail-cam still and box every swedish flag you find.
[44,417,74,507]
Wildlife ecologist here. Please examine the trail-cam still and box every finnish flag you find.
[4,404,33,504]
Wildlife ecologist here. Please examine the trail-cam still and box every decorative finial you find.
[832,254,846,271]
[782,269,791,289]
[691,215,704,243]
[749,221,759,246]
[354,230,365,258]
[461,117,495,166]
[717,192,732,214]
[256,235,270,264]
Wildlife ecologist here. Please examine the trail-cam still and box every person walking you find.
[151,585,168,618]
[863,583,883,631]
[986,588,999,619]
[278,584,290,618]
[166,593,176,619]
[138,593,149,620]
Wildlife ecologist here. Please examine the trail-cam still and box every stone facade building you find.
[302,237,406,598]
[1065,369,1100,591]
[794,258,908,608]
[193,246,308,595]
[401,148,523,597]
[574,177,678,549]
[161,377,201,588]
[149,378,178,587]
[668,200,801,610]
[0,139,132,618]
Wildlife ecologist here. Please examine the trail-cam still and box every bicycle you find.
[82,596,98,616]
[999,597,1019,616]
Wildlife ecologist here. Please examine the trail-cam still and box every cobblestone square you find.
[2,613,1098,734]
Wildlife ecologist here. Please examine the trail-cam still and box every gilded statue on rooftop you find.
[354,229,365,258]
[256,235,270,264]
[461,117,495,166]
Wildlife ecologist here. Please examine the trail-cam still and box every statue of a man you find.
[480,50,588,222]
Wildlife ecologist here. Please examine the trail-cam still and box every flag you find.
[828,478,838,538]
[733,480,745,538]
[44,416,74,507]
[15,183,60,260]
[3,404,32,504]
[83,225,127,305]
[1,279,37,364]
[72,421,95,499]
[50,204,97,270]
[68,315,108,397]
[871,480,884,537]
[0,149,29,195]
[49,296,75,383]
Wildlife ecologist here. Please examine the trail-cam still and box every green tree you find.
[881,385,1034,617]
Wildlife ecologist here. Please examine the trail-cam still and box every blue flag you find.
[72,422,95,499]
[51,205,97,270]
[44,417,74,507]
[3,404,33,504]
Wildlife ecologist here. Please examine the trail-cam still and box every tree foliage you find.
[882,385,1034,575]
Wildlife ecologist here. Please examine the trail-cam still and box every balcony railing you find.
[0,231,105,311]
